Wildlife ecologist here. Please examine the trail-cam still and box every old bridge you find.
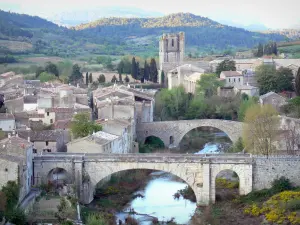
[136,119,244,147]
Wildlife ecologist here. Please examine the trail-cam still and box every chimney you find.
[12,129,15,136]
[16,133,18,137]
[28,136,30,143]
[8,133,11,139]
[77,83,79,88]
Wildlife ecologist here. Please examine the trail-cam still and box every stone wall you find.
[253,157,300,190]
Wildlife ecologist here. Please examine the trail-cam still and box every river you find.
[115,138,230,224]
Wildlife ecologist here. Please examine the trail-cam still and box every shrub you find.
[244,203,261,216]
[286,199,300,211]
[5,208,27,225]
[271,176,292,193]
[216,178,239,189]
[86,213,108,225]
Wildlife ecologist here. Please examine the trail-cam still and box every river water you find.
[116,140,230,224]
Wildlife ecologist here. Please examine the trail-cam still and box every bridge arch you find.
[84,161,203,204]
[137,120,243,148]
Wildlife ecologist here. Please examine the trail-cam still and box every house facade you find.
[0,113,15,131]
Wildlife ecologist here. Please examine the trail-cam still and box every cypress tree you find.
[295,68,300,96]
[144,61,149,81]
[161,70,165,84]
[89,73,93,83]
[131,57,137,80]
[149,58,158,83]
[85,72,88,84]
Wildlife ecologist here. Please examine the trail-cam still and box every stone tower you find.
[159,32,185,71]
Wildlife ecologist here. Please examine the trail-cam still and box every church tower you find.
[159,32,185,71]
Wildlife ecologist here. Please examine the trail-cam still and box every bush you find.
[5,207,26,225]
[86,213,108,225]
[286,199,300,211]
[272,176,293,193]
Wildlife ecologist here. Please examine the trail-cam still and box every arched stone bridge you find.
[136,119,244,147]
[33,153,253,205]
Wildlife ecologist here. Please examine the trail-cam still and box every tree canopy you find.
[69,64,82,82]
[216,59,236,77]
[196,73,224,97]
[70,113,102,138]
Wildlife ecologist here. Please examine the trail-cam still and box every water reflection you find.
[116,172,196,224]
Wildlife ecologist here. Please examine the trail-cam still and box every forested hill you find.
[73,13,285,49]
[0,10,287,57]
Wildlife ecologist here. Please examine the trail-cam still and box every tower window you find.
[172,39,174,47]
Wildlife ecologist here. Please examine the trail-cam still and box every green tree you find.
[160,70,165,85]
[1,181,19,212]
[237,97,258,121]
[196,73,223,97]
[216,59,236,77]
[131,57,137,80]
[69,64,82,82]
[228,137,244,153]
[124,75,130,83]
[275,67,294,92]
[119,73,122,82]
[243,104,280,156]
[5,208,26,225]
[45,62,59,77]
[256,43,264,57]
[85,72,89,84]
[117,60,124,75]
[111,75,117,83]
[144,60,150,81]
[288,97,300,118]
[86,213,108,225]
[55,198,69,223]
[295,68,300,96]
[255,65,277,95]
[149,58,158,83]
[97,74,106,83]
[35,66,45,77]
[70,113,102,138]
[89,73,93,83]
[38,72,57,82]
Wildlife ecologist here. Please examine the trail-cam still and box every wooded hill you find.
[0,10,287,58]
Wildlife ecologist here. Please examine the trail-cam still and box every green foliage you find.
[295,68,300,96]
[70,113,102,138]
[38,72,57,82]
[160,70,165,85]
[228,137,244,153]
[5,207,26,225]
[131,57,137,80]
[149,58,158,83]
[97,74,106,83]
[86,213,108,225]
[55,197,69,223]
[85,72,89,84]
[69,64,82,83]
[196,73,223,97]
[255,41,278,56]
[272,176,293,193]
[286,199,300,211]
[89,73,93,83]
[237,97,258,121]
[216,59,236,77]
[1,181,19,211]
[288,97,300,117]
[45,62,59,77]
[61,221,74,225]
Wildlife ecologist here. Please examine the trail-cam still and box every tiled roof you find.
[24,95,38,104]
[0,113,15,120]
[28,113,44,118]
[260,92,286,100]
[0,136,31,154]
[221,71,242,77]
[18,130,63,142]
[54,119,72,129]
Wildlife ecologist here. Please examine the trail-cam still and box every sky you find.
[1,0,300,29]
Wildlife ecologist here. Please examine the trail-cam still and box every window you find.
[229,78,231,82]
[172,39,174,47]
[47,149,51,152]
[238,78,240,82]
[46,141,49,146]
[234,78,236,82]
[47,112,49,116]
[4,168,8,172]
[33,149,37,154]
[50,119,53,124]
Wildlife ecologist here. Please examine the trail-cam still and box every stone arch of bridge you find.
[47,167,72,185]
[85,164,202,204]
[210,163,252,203]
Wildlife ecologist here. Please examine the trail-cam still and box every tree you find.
[149,58,158,83]
[89,73,93,83]
[256,43,264,57]
[237,97,258,121]
[161,70,165,85]
[243,104,280,156]
[124,75,130,83]
[85,72,89,85]
[144,61,150,81]
[86,213,108,225]
[228,137,244,153]
[117,60,124,75]
[55,198,69,223]
[38,72,57,82]
[45,62,59,77]
[70,113,102,138]
[111,75,118,83]
[282,121,300,155]
[131,57,137,80]
[196,73,223,97]
[136,61,140,80]
[255,65,277,95]
[288,97,300,118]
[69,64,82,82]
[119,73,122,82]
[295,68,300,96]
[35,66,45,77]
[97,74,106,83]
[275,67,294,92]
[216,59,236,77]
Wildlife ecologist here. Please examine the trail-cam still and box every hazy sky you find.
[1,0,300,29]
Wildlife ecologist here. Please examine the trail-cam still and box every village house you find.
[234,84,260,97]
[0,135,33,202]
[259,92,287,111]
[220,71,244,87]
[0,113,15,131]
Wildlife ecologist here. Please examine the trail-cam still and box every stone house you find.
[167,64,205,93]
[259,92,287,111]
[24,95,38,111]
[18,130,66,154]
[0,135,33,202]
[234,84,260,97]
[220,71,243,87]
[0,113,15,131]
[24,80,40,96]
[4,96,24,113]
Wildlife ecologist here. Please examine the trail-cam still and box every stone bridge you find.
[33,153,253,205]
[136,119,244,147]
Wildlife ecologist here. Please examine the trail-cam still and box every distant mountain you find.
[218,20,269,31]
[48,7,164,27]
[0,10,287,58]
[262,29,300,40]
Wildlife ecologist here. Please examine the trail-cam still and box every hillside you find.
[0,10,287,59]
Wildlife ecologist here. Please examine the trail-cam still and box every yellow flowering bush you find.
[243,191,300,224]
[216,178,239,189]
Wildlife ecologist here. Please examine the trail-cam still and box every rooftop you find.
[0,113,15,120]
[260,91,286,100]
[0,136,32,155]
[221,71,242,77]
[18,130,63,142]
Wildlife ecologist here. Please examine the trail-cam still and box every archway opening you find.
[140,136,165,153]
[179,126,232,154]
[215,169,240,202]
[47,168,71,191]
[89,169,197,225]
